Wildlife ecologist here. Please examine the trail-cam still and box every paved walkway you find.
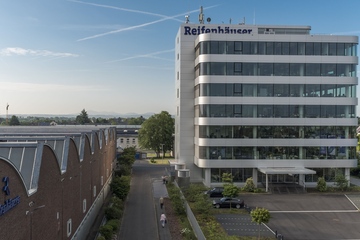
[153,179,171,240]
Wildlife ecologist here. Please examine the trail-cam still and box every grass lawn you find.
[148,159,171,165]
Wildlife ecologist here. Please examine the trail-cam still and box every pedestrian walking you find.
[162,175,166,184]
[160,213,167,228]
[159,196,164,209]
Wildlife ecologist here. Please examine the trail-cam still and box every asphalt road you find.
[243,193,360,240]
[118,160,167,240]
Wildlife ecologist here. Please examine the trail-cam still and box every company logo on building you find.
[0,177,20,217]
[184,25,253,36]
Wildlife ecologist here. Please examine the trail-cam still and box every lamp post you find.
[27,205,45,240]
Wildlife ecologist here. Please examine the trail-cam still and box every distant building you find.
[175,21,358,191]
[0,126,117,240]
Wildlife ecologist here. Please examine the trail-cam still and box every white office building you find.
[174,22,358,191]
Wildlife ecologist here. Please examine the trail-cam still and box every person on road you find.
[162,175,166,184]
[159,196,164,209]
[160,213,167,228]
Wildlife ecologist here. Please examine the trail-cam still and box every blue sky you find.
[0,0,359,116]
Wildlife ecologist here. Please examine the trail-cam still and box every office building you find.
[174,21,358,190]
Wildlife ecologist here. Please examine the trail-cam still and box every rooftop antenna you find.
[6,103,9,124]
[199,6,204,24]
[185,15,189,23]
[207,17,211,23]
[230,18,232,24]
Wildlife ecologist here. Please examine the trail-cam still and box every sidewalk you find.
[153,179,171,240]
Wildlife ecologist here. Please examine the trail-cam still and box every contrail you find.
[68,0,183,22]
[76,5,218,41]
[106,49,174,63]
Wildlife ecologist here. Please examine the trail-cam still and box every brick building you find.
[0,126,117,240]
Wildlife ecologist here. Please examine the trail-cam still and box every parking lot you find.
[214,193,360,240]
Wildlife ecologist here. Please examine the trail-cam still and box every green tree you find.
[9,115,20,126]
[138,111,174,157]
[110,176,130,200]
[335,173,349,191]
[243,177,256,192]
[250,207,271,240]
[76,109,91,125]
[316,176,327,192]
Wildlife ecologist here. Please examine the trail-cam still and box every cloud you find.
[0,47,79,58]
[76,6,218,41]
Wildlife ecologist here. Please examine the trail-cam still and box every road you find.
[118,160,169,240]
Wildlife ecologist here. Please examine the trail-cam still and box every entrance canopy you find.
[258,167,316,175]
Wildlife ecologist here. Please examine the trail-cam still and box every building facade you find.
[175,23,358,190]
[0,126,117,239]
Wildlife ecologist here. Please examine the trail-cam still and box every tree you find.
[222,173,239,198]
[76,109,90,125]
[9,115,20,126]
[316,176,327,192]
[335,173,349,191]
[138,111,174,157]
[243,177,256,192]
[250,207,271,240]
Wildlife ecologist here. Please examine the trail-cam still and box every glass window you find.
[337,64,349,77]
[274,105,289,118]
[274,42,282,55]
[242,63,257,76]
[242,42,251,54]
[226,84,234,96]
[210,41,219,54]
[337,43,345,56]
[282,42,289,55]
[234,41,242,54]
[305,105,321,118]
[258,105,273,118]
[210,62,226,75]
[290,63,304,76]
[219,41,227,54]
[266,42,274,55]
[305,84,321,97]
[258,42,266,54]
[329,43,336,55]
[210,84,226,96]
[258,63,273,76]
[321,64,336,76]
[305,63,321,76]
[200,41,210,54]
[234,63,242,75]
[234,84,242,96]
[274,63,289,76]
[274,84,289,97]
[321,43,329,55]
[227,41,234,54]
[305,42,313,55]
[336,105,346,118]
[314,43,321,55]
[257,126,273,138]
[321,105,336,118]
[297,42,305,55]
[321,84,335,97]
[251,42,258,54]
[289,42,297,55]
[290,105,300,117]
[290,85,301,97]
[258,84,273,96]
[242,105,255,117]
[242,84,255,96]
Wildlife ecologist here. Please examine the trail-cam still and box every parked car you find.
[204,187,224,197]
[212,197,245,209]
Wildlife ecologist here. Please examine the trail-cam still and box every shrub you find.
[111,176,131,200]
[243,177,255,192]
[183,184,207,202]
[99,225,113,240]
[107,219,120,232]
[105,206,122,220]
[150,158,156,163]
[335,174,349,191]
[110,197,124,210]
[193,194,211,215]
[97,236,106,240]
[316,177,327,192]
